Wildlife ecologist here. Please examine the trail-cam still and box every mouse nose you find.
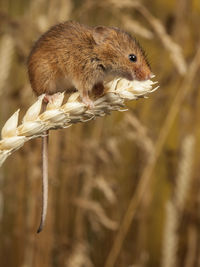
[144,73,153,80]
[142,71,155,81]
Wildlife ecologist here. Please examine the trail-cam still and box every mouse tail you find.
[37,131,49,233]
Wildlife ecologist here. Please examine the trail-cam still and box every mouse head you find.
[92,26,152,81]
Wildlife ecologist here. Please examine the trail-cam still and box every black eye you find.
[129,54,137,62]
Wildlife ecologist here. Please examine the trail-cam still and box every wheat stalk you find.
[0,34,14,94]
[0,78,158,167]
[161,135,195,267]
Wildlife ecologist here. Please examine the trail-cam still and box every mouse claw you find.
[82,97,95,109]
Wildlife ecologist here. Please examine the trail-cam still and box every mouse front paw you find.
[82,97,95,109]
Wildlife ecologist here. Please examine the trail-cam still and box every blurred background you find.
[0,0,200,266]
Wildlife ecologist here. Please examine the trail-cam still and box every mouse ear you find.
[93,26,111,45]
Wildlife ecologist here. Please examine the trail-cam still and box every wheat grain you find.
[0,78,158,167]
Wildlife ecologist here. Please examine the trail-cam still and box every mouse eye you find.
[129,54,137,62]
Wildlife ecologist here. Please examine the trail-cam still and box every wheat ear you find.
[0,78,158,166]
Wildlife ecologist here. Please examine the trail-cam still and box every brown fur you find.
[28,21,152,233]
[28,21,151,103]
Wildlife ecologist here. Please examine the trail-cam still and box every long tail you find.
[37,131,49,233]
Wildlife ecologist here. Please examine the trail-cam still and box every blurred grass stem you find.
[104,44,200,267]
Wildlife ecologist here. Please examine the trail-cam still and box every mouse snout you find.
[134,65,152,81]
[143,73,152,81]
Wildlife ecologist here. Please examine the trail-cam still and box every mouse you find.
[27,21,152,233]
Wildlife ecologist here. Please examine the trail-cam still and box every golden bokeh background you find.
[0,0,200,266]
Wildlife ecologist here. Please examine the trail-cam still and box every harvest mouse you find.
[27,21,152,233]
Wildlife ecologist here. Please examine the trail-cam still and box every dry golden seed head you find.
[68,92,80,103]
[17,121,46,137]
[46,92,65,110]
[23,95,44,122]
[0,136,26,151]
[0,77,158,166]
[1,110,20,139]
